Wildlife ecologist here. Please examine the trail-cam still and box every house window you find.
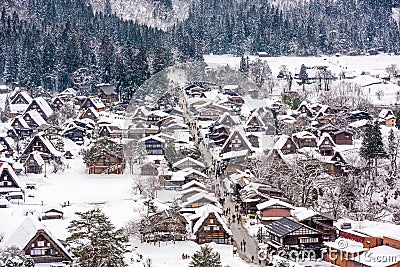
[213,226,220,231]
[204,226,210,231]
[210,219,214,223]
[286,143,291,148]
[37,241,45,247]
[325,140,329,145]
[299,237,319,244]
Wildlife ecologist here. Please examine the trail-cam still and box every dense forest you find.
[0,0,400,99]
[0,0,201,102]
[180,0,400,56]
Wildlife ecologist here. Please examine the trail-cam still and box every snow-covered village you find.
[2,0,400,267]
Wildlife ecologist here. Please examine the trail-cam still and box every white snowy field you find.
[205,53,400,107]
[129,239,251,267]
[204,53,400,77]
[0,147,251,266]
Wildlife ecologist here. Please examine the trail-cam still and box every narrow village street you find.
[223,194,264,266]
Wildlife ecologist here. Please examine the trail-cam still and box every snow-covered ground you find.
[0,146,250,266]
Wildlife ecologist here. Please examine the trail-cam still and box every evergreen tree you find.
[360,121,385,176]
[4,95,10,118]
[189,245,221,267]
[67,208,128,267]
[387,129,398,179]
[239,55,249,75]
[299,64,309,91]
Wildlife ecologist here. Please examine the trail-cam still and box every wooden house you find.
[172,168,208,184]
[192,211,232,244]
[140,162,159,176]
[172,157,205,171]
[2,216,73,263]
[256,199,294,225]
[318,133,336,156]
[20,133,61,162]
[140,136,165,155]
[147,110,169,125]
[57,88,77,101]
[265,217,324,253]
[78,107,100,121]
[142,209,187,242]
[296,102,313,117]
[216,113,239,128]
[0,162,24,196]
[220,130,253,155]
[327,151,348,174]
[182,192,218,208]
[11,116,33,138]
[95,83,118,104]
[219,150,250,175]
[24,97,53,120]
[24,152,45,174]
[181,180,207,191]
[317,122,339,135]
[273,135,298,155]
[23,110,47,129]
[181,187,208,203]
[245,114,266,132]
[196,103,231,121]
[86,139,124,174]
[292,131,317,148]
[51,97,65,110]
[0,136,15,158]
[62,124,86,143]
[42,205,64,220]
[10,91,32,105]
[80,97,105,112]
[332,129,353,145]
[128,121,159,140]
[131,107,149,122]
[296,211,337,242]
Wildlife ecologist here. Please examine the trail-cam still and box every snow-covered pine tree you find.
[360,121,384,177]
[299,64,308,91]
[239,55,249,75]
[189,245,221,267]
[387,129,398,182]
[66,208,128,267]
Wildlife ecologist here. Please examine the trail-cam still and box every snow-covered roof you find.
[10,104,28,114]
[58,88,77,96]
[182,192,217,207]
[172,157,205,169]
[0,162,24,189]
[12,116,30,129]
[220,149,249,160]
[317,132,336,147]
[2,215,72,260]
[139,135,166,143]
[26,151,45,166]
[256,198,294,211]
[43,204,64,214]
[192,209,232,236]
[172,168,208,181]
[181,180,206,190]
[180,187,208,196]
[292,131,317,139]
[324,238,367,254]
[273,135,295,150]
[32,97,53,118]
[26,110,46,126]
[221,128,253,153]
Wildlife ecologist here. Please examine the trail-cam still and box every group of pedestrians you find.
[223,207,231,216]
